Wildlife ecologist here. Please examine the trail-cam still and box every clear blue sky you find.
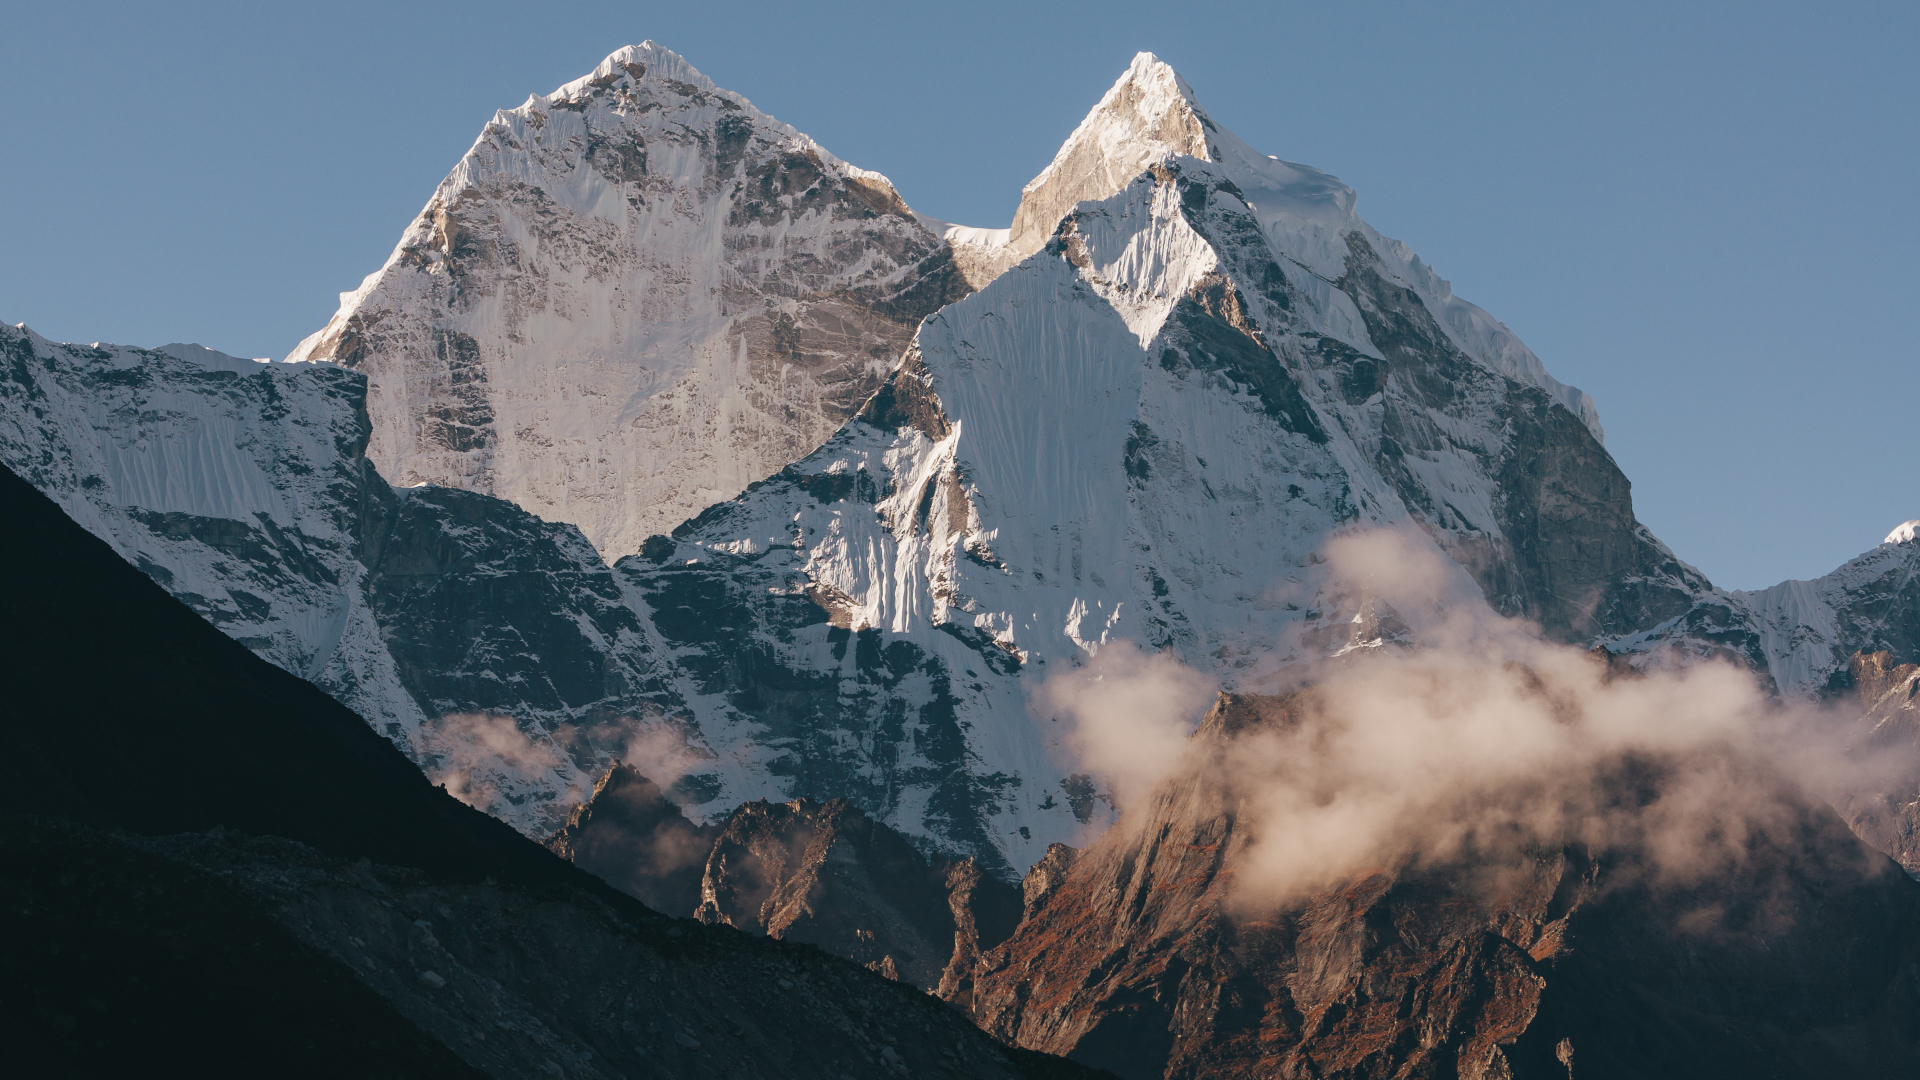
[4,0,1914,591]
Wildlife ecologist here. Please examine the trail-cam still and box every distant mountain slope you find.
[289,42,971,559]
[1733,524,1920,695]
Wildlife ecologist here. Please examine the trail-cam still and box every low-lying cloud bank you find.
[421,713,710,833]
[1040,527,1913,906]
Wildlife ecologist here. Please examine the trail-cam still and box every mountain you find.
[0,458,1106,1080]
[958,692,1920,1079]
[1734,524,1920,696]
[614,53,1751,870]
[4,46,1909,874]
[288,42,970,559]
[10,35,1920,1077]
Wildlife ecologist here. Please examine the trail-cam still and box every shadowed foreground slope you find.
[0,461,1104,1080]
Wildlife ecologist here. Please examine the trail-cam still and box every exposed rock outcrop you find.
[1835,650,1920,873]
[546,764,719,915]
[692,796,1020,991]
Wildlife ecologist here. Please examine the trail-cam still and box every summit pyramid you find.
[289,43,970,560]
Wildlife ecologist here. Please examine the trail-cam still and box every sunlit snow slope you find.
[290,43,970,560]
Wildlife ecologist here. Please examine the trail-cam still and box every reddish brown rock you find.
[1835,650,1920,873]
[696,796,1022,991]
[961,693,1920,1079]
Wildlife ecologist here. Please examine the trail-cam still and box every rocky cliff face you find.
[545,763,719,915]
[548,764,1024,993]
[694,796,1021,991]
[959,692,1920,1079]
[289,42,970,559]
[1835,650,1920,874]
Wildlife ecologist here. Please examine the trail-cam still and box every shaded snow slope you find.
[0,323,417,733]
[0,322,676,837]
[1735,528,1920,695]
[289,43,969,561]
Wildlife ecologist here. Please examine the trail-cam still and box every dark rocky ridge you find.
[0,460,1107,1080]
[4,816,487,1080]
[546,764,719,914]
[551,766,1023,993]
[959,692,1920,1079]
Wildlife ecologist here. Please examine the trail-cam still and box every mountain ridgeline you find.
[7,39,1920,1078]
[12,45,1896,874]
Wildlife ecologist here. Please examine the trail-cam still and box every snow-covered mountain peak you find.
[1008,52,1211,256]
[994,56,1603,442]
[552,41,726,102]
[1885,520,1920,546]
[286,42,967,561]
